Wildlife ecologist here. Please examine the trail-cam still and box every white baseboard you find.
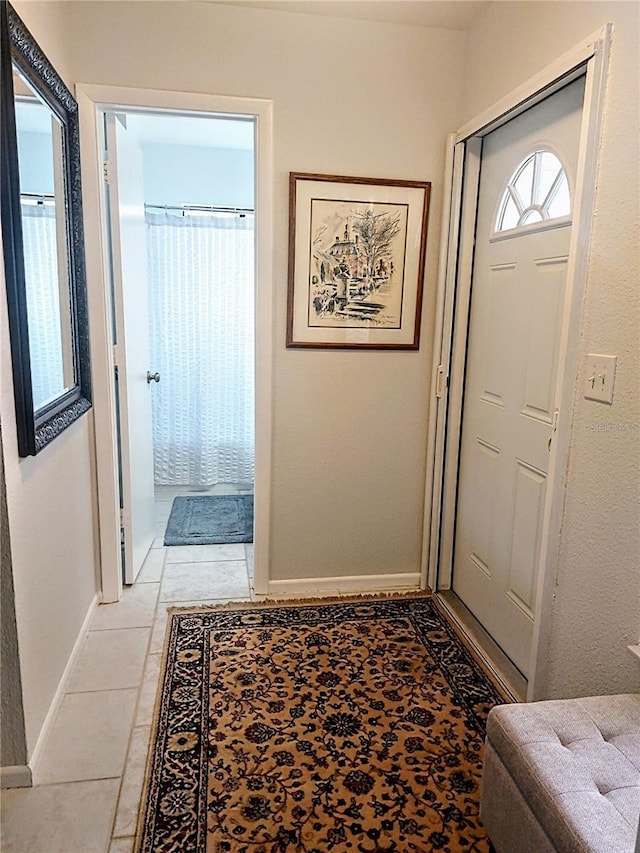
[0,764,32,789]
[28,593,99,782]
[267,573,422,599]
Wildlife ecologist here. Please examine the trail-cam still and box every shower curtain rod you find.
[21,191,55,201]
[145,202,254,215]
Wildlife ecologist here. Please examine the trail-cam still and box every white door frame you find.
[77,84,274,603]
[422,26,611,700]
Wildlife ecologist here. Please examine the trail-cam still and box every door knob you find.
[147,371,160,384]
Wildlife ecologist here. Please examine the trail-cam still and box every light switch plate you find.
[584,353,617,403]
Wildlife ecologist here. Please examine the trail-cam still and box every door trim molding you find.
[424,26,612,700]
[76,84,274,601]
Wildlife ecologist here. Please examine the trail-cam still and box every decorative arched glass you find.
[496,150,570,233]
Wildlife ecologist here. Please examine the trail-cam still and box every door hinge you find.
[548,409,560,451]
[435,364,448,398]
[103,160,111,185]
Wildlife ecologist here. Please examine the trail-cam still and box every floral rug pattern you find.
[136,596,504,852]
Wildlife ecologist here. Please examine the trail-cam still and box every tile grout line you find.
[10,775,125,789]
[86,624,156,633]
[64,685,147,696]
[164,558,247,565]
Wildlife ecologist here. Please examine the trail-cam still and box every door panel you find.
[480,262,515,407]
[522,256,567,421]
[466,438,500,579]
[508,459,546,615]
[106,114,155,583]
[451,78,585,676]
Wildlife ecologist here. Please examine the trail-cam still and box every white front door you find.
[451,78,585,676]
[106,114,156,583]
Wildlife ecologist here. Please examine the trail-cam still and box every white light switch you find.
[584,353,617,403]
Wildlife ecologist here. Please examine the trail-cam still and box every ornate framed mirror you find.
[0,1,91,457]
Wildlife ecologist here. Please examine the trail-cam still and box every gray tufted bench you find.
[480,694,640,852]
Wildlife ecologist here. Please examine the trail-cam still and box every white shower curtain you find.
[146,209,255,487]
[21,202,66,411]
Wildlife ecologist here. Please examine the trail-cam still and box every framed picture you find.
[287,172,431,350]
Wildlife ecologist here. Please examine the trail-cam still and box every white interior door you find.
[451,78,585,676]
[106,114,156,583]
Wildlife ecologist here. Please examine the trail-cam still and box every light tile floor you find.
[1,487,255,853]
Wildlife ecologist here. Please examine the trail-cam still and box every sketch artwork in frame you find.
[287,172,431,349]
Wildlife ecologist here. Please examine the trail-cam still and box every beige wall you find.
[6,0,635,766]
[462,1,640,698]
[4,0,466,762]
[3,2,99,759]
[58,0,467,582]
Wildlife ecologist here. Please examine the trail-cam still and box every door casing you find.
[422,26,611,701]
[77,85,274,603]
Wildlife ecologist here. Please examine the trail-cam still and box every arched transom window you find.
[496,150,570,232]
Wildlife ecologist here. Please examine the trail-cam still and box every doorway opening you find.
[103,107,256,594]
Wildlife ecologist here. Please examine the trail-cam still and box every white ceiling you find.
[124,112,255,150]
[209,0,490,31]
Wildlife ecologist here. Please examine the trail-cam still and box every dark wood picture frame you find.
[287,172,431,350]
[0,1,91,457]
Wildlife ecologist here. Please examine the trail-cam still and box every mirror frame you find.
[0,1,91,457]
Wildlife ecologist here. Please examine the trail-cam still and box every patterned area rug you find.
[164,495,253,545]
[136,595,505,852]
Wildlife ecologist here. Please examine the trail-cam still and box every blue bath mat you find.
[164,495,253,545]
